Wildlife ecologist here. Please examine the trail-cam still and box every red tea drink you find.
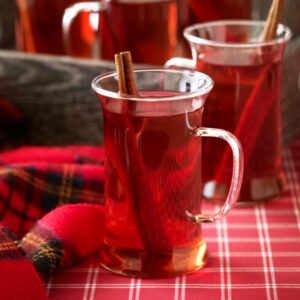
[99,93,206,276]
[98,0,177,64]
[197,57,283,202]
[16,0,93,57]
[187,0,251,24]
[178,0,252,57]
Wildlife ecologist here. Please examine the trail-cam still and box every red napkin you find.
[0,146,106,299]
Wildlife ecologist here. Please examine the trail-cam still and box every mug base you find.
[99,240,208,278]
[203,171,287,206]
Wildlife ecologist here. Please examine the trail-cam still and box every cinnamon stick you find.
[114,53,128,95]
[214,0,285,184]
[262,0,285,41]
[113,52,173,255]
[115,51,138,96]
[115,52,138,114]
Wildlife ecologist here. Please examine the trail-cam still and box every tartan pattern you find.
[0,226,21,259]
[0,147,105,237]
[0,146,105,279]
[21,224,79,275]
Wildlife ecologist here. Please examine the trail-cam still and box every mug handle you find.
[62,1,104,56]
[165,57,196,69]
[187,127,244,223]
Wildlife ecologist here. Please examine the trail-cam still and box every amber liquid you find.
[99,0,177,64]
[99,94,206,277]
[187,0,252,23]
[16,0,94,57]
[197,57,285,203]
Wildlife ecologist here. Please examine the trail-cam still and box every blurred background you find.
[0,0,15,50]
[0,0,299,62]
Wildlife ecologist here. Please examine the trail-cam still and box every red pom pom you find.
[39,204,105,257]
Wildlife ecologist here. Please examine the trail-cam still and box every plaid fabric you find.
[0,145,105,283]
[0,146,105,237]
[21,224,78,275]
[0,226,20,259]
[45,135,300,300]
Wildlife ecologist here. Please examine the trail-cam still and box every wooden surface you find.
[0,48,299,146]
[0,51,115,145]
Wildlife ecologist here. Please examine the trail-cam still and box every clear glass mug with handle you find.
[63,0,178,64]
[92,68,244,277]
[166,20,291,205]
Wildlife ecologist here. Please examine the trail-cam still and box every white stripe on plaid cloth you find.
[46,139,300,300]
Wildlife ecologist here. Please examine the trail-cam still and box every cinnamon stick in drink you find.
[115,51,138,96]
[113,52,172,255]
[115,52,138,114]
[262,0,285,41]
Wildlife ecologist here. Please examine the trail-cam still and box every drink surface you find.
[99,91,207,276]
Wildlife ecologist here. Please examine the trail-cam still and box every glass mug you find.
[15,0,94,57]
[166,20,291,204]
[63,0,178,64]
[92,69,244,277]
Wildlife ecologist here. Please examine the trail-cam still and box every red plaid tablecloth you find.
[47,138,300,300]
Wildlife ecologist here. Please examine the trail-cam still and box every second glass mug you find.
[63,0,178,64]
[166,20,292,204]
[92,69,244,277]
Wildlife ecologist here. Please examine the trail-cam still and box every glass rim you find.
[183,20,292,48]
[91,68,214,102]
